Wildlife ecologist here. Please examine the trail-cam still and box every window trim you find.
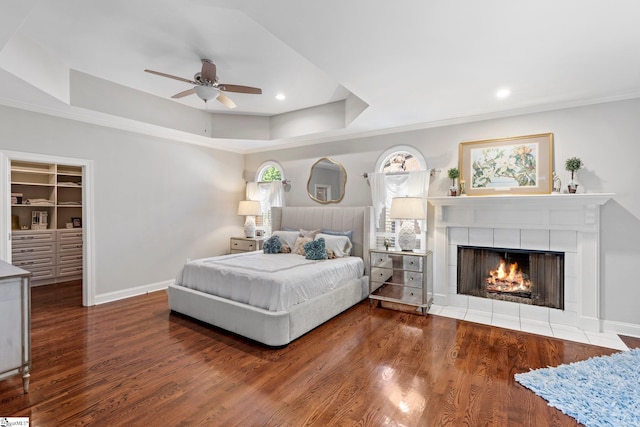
[255,160,285,182]
[374,145,428,251]
[375,145,428,174]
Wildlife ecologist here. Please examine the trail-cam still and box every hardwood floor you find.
[1,281,639,426]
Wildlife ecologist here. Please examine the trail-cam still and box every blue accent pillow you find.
[263,235,282,254]
[321,229,353,242]
[282,226,297,232]
[304,237,327,260]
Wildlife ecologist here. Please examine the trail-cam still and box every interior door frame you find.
[0,150,95,306]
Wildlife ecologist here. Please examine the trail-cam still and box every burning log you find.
[485,258,532,296]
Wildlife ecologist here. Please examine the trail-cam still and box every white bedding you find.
[174,252,365,311]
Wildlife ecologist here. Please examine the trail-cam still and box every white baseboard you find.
[94,279,173,305]
[602,319,640,339]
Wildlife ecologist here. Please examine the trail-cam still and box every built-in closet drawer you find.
[12,254,56,270]
[57,229,83,243]
[57,264,83,278]
[12,230,55,247]
[12,243,56,258]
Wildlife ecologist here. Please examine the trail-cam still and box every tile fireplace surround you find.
[428,193,626,350]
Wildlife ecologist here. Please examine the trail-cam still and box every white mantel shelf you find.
[428,193,614,233]
[428,192,615,333]
[429,193,614,207]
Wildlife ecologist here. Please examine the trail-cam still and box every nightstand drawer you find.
[370,253,392,268]
[231,239,257,251]
[370,252,423,271]
[371,266,393,283]
[230,237,264,253]
[398,255,423,272]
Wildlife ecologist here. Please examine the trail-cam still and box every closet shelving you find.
[10,161,83,285]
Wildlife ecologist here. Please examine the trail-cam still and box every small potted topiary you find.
[447,167,459,196]
[565,157,583,193]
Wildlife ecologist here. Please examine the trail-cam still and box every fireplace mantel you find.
[429,193,614,232]
[428,193,614,332]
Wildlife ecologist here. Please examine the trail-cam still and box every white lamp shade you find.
[237,200,262,216]
[390,197,425,220]
[390,197,424,251]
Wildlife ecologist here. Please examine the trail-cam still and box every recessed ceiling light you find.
[496,88,511,99]
[275,93,286,101]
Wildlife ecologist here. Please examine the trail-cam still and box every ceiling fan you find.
[144,59,262,109]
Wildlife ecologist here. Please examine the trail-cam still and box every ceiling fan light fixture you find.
[194,85,219,102]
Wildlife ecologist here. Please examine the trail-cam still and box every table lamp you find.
[390,196,424,251]
[237,200,262,238]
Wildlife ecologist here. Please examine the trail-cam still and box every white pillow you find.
[272,230,300,249]
[300,228,321,239]
[315,233,352,257]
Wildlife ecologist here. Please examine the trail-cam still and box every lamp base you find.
[244,216,256,238]
[397,220,416,251]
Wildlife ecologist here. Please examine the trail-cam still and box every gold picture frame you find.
[459,133,553,196]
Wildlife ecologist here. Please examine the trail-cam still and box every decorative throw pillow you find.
[321,229,354,242]
[300,228,321,239]
[315,233,352,257]
[293,237,313,255]
[263,235,282,254]
[304,237,328,260]
[272,230,300,248]
[280,243,291,254]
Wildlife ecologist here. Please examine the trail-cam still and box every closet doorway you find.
[1,151,95,306]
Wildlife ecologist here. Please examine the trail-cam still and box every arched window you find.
[373,146,429,251]
[375,145,427,173]
[255,161,285,182]
[250,161,286,234]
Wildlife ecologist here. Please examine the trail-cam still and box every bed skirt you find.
[168,275,369,347]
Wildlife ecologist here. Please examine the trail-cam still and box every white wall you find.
[0,105,245,301]
[245,98,640,333]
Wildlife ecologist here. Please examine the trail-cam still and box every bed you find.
[168,206,373,346]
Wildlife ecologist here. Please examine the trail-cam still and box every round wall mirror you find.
[307,157,347,204]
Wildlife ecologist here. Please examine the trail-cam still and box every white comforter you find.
[174,252,365,311]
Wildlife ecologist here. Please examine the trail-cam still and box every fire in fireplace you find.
[485,259,532,297]
[457,246,564,309]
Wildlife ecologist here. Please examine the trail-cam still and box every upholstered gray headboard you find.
[271,206,373,272]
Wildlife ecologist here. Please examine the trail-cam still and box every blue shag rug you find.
[515,348,640,427]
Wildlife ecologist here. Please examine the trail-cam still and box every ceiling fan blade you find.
[216,91,237,109]
[144,69,197,85]
[171,88,196,99]
[200,59,217,84]
[217,84,262,95]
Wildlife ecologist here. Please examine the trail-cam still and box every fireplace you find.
[429,193,612,332]
[457,246,564,310]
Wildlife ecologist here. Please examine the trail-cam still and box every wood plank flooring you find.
[1,281,639,426]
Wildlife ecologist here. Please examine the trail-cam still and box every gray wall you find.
[245,98,640,330]
[0,105,245,300]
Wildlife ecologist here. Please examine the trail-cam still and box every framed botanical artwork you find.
[459,133,553,196]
